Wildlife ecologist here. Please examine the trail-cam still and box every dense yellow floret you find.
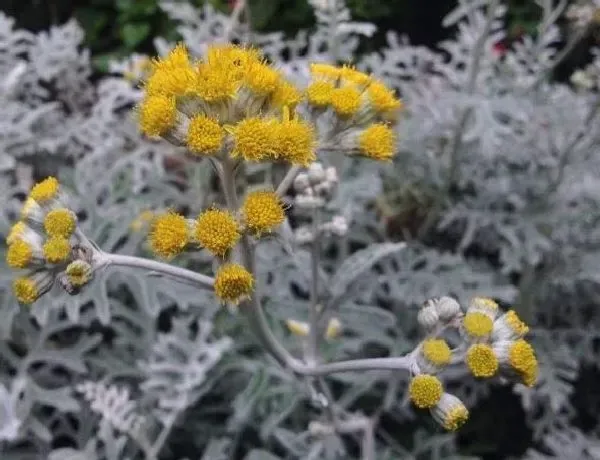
[244,61,281,95]
[6,239,33,269]
[230,118,276,161]
[148,212,189,258]
[331,87,361,117]
[138,95,177,137]
[66,260,93,287]
[241,190,285,236]
[508,339,538,387]
[43,236,71,264]
[271,81,302,110]
[306,81,335,107]
[409,374,443,409]
[29,177,59,203]
[442,404,470,431]
[194,209,240,257]
[367,80,402,114]
[6,222,27,246]
[44,208,76,238]
[187,115,224,156]
[503,310,530,336]
[273,109,316,166]
[358,123,396,161]
[463,312,493,338]
[214,263,254,304]
[13,277,38,304]
[422,339,452,366]
[466,344,498,378]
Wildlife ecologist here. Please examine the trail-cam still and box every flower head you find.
[230,118,275,161]
[286,319,310,337]
[187,115,224,156]
[138,95,177,137]
[43,236,71,264]
[44,208,76,238]
[241,190,285,236]
[6,239,33,269]
[492,310,529,342]
[331,87,361,117]
[273,108,316,166]
[148,212,189,258]
[194,209,240,257]
[422,339,452,367]
[432,393,469,431]
[493,339,539,387]
[466,344,498,378]
[463,311,493,339]
[367,80,402,115]
[6,222,27,246]
[244,61,281,96]
[65,260,93,287]
[409,374,443,409]
[271,81,302,110]
[214,263,254,304]
[13,277,38,304]
[29,177,59,203]
[358,123,396,161]
[306,81,335,107]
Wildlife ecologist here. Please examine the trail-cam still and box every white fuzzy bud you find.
[293,173,311,192]
[435,296,461,321]
[418,304,440,332]
[308,162,326,185]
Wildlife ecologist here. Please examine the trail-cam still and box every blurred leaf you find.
[121,23,151,49]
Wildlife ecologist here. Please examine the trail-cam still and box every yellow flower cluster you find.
[408,374,469,431]
[137,43,316,166]
[459,297,538,387]
[5,177,85,304]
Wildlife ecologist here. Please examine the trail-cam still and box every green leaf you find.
[121,23,151,49]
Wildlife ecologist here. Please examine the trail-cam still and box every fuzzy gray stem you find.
[307,207,321,364]
[276,165,302,197]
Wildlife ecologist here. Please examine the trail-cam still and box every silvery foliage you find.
[0,0,595,458]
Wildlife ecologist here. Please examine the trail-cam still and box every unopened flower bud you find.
[325,318,342,339]
[418,302,440,332]
[285,319,310,337]
[435,296,461,321]
[293,173,311,192]
[308,163,325,185]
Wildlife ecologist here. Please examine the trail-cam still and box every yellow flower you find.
[194,209,240,257]
[13,277,38,304]
[432,393,469,431]
[148,212,189,258]
[213,263,254,304]
[466,344,498,378]
[340,65,372,86]
[422,339,452,367]
[367,80,402,114]
[325,318,342,339]
[44,208,76,238]
[187,115,224,156]
[6,239,33,269]
[195,61,239,103]
[20,197,40,220]
[241,190,285,236]
[244,61,281,95]
[492,310,530,342]
[508,339,538,383]
[409,374,443,409]
[331,87,361,117]
[6,222,26,246]
[29,177,59,203]
[273,108,316,166]
[358,123,396,161]
[310,63,342,79]
[138,95,177,137]
[230,118,276,161]
[145,43,196,97]
[43,236,71,264]
[463,311,493,339]
[154,43,191,70]
[66,260,93,287]
[306,81,335,107]
[271,81,302,110]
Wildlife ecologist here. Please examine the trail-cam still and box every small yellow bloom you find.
[331,87,361,117]
[340,65,372,86]
[6,222,26,246]
[422,339,452,366]
[463,311,493,339]
[244,61,280,95]
[409,374,443,409]
[241,190,285,236]
[195,62,239,103]
[367,80,402,114]
[492,310,529,342]
[358,123,396,161]
[138,95,177,137]
[230,118,276,161]
[43,236,71,264]
[29,177,59,203]
[145,66,197,98]
[466,344,498,378]
[213,263,254,304]
[273,109,316,166]
[20,197,40,219]
[285,319,310,337]
[66,260,93,287]
[154,43,191,70]
[148,212,189,258]
[271,81,302,110]
[13,277,38,304]
[508,339,538,382]
[6,239,33,269]
[187,115,224,156]
[432,394,469,431]
[503,310,529,335]
[325,318,342,339]
[306,81,335,107]
[310,63,342,79]
[194,209,240,257]
[44,208,76,238]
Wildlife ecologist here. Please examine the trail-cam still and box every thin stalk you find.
[276,165,301,197]
[307,207,321,364]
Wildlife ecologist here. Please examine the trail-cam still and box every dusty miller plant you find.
[3,0,585,459]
